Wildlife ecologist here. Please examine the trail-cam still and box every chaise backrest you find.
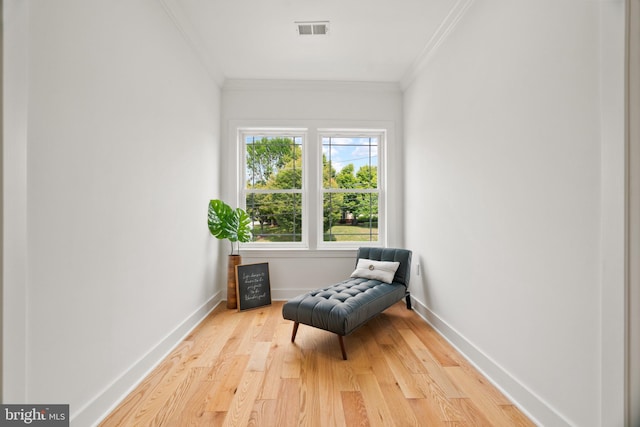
[356,247,412,288]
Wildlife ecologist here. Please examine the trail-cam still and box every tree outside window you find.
[244,135,303,242]
[240,129,384,248]
[322,135,379,243]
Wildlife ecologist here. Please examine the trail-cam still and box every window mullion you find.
[240,131,305,246]
[239,127,384,249]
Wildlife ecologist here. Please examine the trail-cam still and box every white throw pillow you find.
[350,258,400,284]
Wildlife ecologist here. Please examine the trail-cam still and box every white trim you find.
[400,0,475,90]
[239,248,357,258]
[238,129,308,249]
[409,296,573,427]
[232,123,392,252]
[223,79,400,94]
[236,127,308,136]
[239,242,309,250]
[316,129,386,250]
[75,292,223,427]
[271,290,322,301]
[627,0,640,425]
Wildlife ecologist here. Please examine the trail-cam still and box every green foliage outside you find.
[324,224,379,242]
[322,154,378,241]
[245,136,378,243]
[245,137,303,241]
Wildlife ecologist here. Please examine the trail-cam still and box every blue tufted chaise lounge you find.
[282,247,412,360]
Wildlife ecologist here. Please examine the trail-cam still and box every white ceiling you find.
[164,0,466,84]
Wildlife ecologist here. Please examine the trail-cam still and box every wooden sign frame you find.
[235,262,272,311]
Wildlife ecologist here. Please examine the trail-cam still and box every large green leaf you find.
[207,199,252,243]
[235,208,253,243]
[208,199,233,240]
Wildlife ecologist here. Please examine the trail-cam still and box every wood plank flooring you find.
[100,301,534,426]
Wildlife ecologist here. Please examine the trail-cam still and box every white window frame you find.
[316,129,386,250]
[235,126,387,252]
[238,128,309,249]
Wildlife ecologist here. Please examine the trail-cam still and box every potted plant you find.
[208,199,252,309]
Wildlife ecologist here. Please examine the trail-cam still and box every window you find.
[320,132,382,247]
[241,131,305,245]
[238,127,385,250]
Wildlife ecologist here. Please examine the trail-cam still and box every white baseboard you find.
[409,295,573,427]
[71,291,223,427]
[70,290,571,426]
[271,288,314,301]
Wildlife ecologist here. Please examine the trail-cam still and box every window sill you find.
[238,248,359,258]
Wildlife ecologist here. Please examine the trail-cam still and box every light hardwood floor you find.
[100,301,534,426]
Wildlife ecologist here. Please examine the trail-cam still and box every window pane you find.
[246,136,302,189]
[322,137,377,189]
[246,193,303,242]
[323,193,378,242]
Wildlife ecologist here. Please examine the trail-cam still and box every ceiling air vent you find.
[295,21,329,36]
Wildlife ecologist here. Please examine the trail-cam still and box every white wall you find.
[4,1,222,425]
[3,0,28,403]
[403,1,624,426]
[4,1,629,425]
[629,1,640,425]
[220,79,404,298]
[597,1,627,425]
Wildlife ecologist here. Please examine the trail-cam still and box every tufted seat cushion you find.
[282,277,406,336]
[282,247,412,359]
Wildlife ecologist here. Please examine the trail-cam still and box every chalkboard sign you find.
[235,263,272,311]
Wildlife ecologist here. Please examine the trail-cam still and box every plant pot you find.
[227,254,242,309]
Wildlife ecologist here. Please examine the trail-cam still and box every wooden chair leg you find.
[337,335,347,360]
[405,292,412,310]
[291,322,300,343]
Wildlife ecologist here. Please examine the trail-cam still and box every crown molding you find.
[222,78,402,93]
[158,0,225,87]
[400,0,475,90]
